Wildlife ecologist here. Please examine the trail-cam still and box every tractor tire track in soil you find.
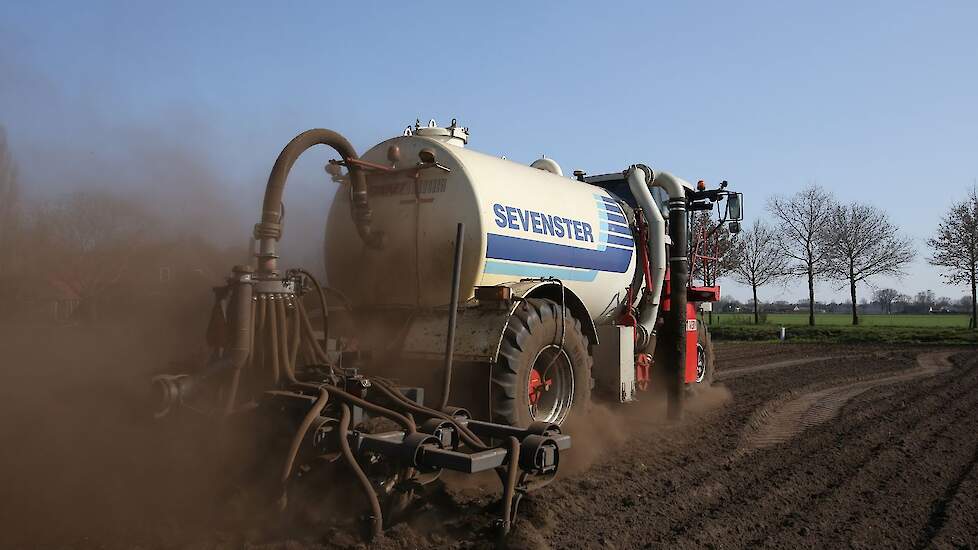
[500,346,978,550]
[736,352,952,453]
[715,355,839,381]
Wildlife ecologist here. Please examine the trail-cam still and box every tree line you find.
[0,126,243,324]
[720,184,978,329]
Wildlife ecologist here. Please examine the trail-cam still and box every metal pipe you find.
[222,266,255,413]
[626,166,666,352]
[651,171,690,421]
[256,129,381,276]
[439,222,465,411]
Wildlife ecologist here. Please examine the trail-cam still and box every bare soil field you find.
[1,327,976,549]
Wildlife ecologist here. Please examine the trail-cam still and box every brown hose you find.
[297,300,329,364]
[315,383,416,434]
[296,268,330,346]
[267,296,281,384]
[255,296,268,380]
[338,403,383,539]
[281,386,330,485]
[275,298,297,383]
[257,129,381,275]
[288,298,301,375]
[370,378,487,450]
[500,436,521,535]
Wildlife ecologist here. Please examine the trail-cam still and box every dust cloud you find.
[0,52,341,548]
[561,384,733,475]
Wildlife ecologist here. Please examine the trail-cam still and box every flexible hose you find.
[281,386,330,485]
[370,378,487,450]
[500,436,521,535]
[267,296,281,384]
[296,300,330,364]
[295,268,330,347]
[276,297,298,383]
[338,403,383,539]
[312,383,416,434]
[257,129,381,275]
[288,298,301,375]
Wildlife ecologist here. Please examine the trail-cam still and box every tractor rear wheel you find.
[694,323,715,386]
[491,298,592,427]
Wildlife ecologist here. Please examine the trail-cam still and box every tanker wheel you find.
[491,298,592,427]
[693,323,715,386]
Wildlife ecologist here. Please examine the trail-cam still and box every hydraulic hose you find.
[339,403,384,539]
[256,129,382,276]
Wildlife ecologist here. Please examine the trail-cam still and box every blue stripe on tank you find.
[605,234,634,247]
[486,233,633,273]
[483,260,599,282]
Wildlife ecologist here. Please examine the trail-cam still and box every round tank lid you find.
[405,118,469,147]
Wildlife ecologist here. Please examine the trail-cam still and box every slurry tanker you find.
[153,119,744,539]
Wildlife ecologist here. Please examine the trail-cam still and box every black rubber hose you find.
[339,403,383,539]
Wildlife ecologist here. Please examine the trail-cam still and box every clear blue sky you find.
[2,1,976,302]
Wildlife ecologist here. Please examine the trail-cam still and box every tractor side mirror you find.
[726,193,744,221]
[728,221,741,234]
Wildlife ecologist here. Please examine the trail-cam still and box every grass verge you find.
[710,324,978,345]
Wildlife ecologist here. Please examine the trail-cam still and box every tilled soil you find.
[2,331,976,549]
[374,344,978,550]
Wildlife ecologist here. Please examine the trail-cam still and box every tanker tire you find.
[491,298,592,428]
[693,323,715,388]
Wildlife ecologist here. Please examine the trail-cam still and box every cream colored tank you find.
[324,128,636,322]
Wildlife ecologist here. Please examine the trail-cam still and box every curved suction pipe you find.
[626,165,666,352]
[651,170,691,200]
[256,129,382,275]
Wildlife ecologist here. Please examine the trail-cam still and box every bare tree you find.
[731,221,786,324]
[29,190,155,321]
[928,187,978,329]
[767,184,836,326]
[825,203,916,325]
[872,288,900,314]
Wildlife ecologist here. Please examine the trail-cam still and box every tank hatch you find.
[404,118,469,147]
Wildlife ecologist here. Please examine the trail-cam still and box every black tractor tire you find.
[490,298,592,427]
[693,322,715,387]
